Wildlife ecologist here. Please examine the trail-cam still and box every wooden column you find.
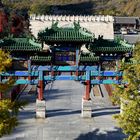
[98,62,101,80]
[0,76,2,100]
[75,70,78,76]
[38,71,43,100]
[28,59,31,80]
[51,70,55,76]
[0,92,2,100]
[83,71,91,100]
[76,47,79,66]
[75,47,79,80]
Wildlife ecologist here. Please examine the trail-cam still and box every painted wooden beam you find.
[31,66,98,71]
[0,71,123,77]
[1,78,123,85]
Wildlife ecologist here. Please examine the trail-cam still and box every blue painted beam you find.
[44,75,122,81]
[101,71,123,76]
[1,71,29,76]
[55,47,76,51]
[31,66,98,71]
[44,75,76,80]
[86,71,90,80]
[2,78,123,85]
[91,79,122,84]
[0,71,123,77]
[0,71,39,76]
[39,71,43,80]
[2,79,38,84]
[91,71,123,76]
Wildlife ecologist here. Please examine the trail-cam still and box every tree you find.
[0,2,29,137]
[0,50,26,137]
[30,0,50,15]
[0,50,11,71]
[112,42,140,140]
[0,50,15,137]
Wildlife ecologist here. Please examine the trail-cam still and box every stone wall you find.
[30,15,114,39]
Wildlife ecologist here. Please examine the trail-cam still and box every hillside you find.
[52,0,140,16]
[2,0,140,16]
[97,0,140,16]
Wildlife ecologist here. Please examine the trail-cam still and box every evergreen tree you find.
[0,50,26,137]
[30,0,50,15]
[112,42,140,140]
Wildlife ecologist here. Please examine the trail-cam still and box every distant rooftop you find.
[115,34,140,44]
[114,17,140,25]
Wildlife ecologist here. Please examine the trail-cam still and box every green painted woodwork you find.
[89,46,133,52]
[80,56,99,62]
[30,56,52,62]
[38,22,94,42]
[87,37,134,53]
[0,38,42,51]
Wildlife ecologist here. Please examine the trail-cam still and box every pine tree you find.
[112,42,140,140]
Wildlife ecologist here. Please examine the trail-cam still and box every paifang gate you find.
[0,22,134,118]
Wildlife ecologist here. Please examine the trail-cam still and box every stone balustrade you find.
[30,14,114,39]
[30,14,114,23]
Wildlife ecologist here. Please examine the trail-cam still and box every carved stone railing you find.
[30,14,114,23]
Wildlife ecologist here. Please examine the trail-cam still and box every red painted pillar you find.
[0,13,3,32]
[11,27,15,33]
[11,89,16,102]
[116,76,119,80]
[38,80,43,100]
[74,52,76,65]
[0,74,2,99]
[17,85,20,93]
[83,71,91,100]
[28,75,31,80]
[75,70,79,80]
[0,92,2,100]
[28,59,31,81]
[38,71,44,100]
[98,76,101,80]
[51,70,55,76]
[75,70,78,76]
[0,25,2,32]
[83,80,91,100]
[46,71,49,76]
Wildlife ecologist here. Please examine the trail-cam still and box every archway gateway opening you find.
[44,80,84,118]
[0,21,133,118]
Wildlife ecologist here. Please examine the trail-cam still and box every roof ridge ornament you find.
[51,21,59,30]
[73,21,80,30]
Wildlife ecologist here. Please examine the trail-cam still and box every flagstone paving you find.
[1,81,126,140]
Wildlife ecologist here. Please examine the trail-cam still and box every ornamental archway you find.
[0,22,133,118]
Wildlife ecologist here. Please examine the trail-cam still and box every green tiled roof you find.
[80,56,99,62]
[88,38,134,53]
[0,38,42,51]
[38,22,94,42]
[30,56,52,62]
[89,46,133,52]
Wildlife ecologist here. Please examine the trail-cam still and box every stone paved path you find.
[1,81,126,140]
